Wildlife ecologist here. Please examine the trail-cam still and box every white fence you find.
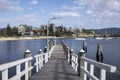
[0,57,33,80]
[61,40,117,80]
[0,46,55,80]
[80,57,116,80]
[34,46,55,72]
[69,53,117,80]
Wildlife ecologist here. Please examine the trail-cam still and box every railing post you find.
[16,64,21,80]
[78,49,85,76]
[90,64,94,80]
[64,44,67,54]
[67,47,70,62]
[75,56,78,72]
[70,49,73,65]
[100,69,106,80]
[66,47,69,60]
[2,69,8,80]
[38,49,42,70]
[38,49,42,54]
[24,49,31,80]
[44,47,48,63]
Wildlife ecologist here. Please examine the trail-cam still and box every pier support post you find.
[24,49,32,80]
[44,47,47,53]
[53,39,56,46]
[38,49,42,54]
[83,41,87,53]
[78,49,85,76]
[96,44,103,62]
[70,49,73,65]
[49,40,51,49]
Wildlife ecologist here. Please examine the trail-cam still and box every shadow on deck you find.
[30,45,83,80]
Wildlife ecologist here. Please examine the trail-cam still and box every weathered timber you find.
[30,45,83,80]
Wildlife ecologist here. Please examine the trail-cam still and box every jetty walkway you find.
[0,40,117,80]
[30,45,83,80]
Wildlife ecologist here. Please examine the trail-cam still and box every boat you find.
[95,37,113,40]
[104,37,113,40]
[95,37,104,40]
[75,37,86,40]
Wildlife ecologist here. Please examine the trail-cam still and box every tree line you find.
[42,24,75,37]
[0,23,76,37]
[0,24,18,37]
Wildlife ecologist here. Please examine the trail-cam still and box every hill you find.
[89,27,120,37]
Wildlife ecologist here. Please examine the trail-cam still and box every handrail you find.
[61,40,117,80]
[0,57,33,80]
[80,57,117,80]
[0,57,32,71]
[0,45,55,80]
[34,45,55,72]
[81,57,116,72]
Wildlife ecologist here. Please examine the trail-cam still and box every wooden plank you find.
[30,45,83,80]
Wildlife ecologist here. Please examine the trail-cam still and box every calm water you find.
[0,39,47,64]
[0,38,120,80]
[62,38,120,80]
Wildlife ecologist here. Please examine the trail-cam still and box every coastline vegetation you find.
[0,23,120,41]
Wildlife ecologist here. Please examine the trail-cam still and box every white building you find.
[18,25,25,35]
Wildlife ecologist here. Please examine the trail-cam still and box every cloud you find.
[52,11,81,17]
[74,0,103,6]
[73,0,120,18]
[30,0,38,5]
[14,13,39,22]
[0,5,23,11]
[61,5,81,10]
[0,18,11,24]
[40,8,44,12]
[106,0,120,12]
[0,0,23,11]
[29,7,33,10]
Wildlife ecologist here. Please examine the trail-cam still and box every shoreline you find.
[0,36,65,41]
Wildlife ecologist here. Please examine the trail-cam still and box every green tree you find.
[0,28,6,36]
[82,28,92,34]
[6,23,13,36]
[49,23,54,36]
[12,27,18,36]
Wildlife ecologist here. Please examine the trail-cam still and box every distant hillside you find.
[89,28,120,36]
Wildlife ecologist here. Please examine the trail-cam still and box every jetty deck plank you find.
[30,45,83,80]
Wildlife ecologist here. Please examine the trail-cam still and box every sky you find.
[0,0,120,29]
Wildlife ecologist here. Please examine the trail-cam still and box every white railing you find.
[61,40,117,80]
[71,54,78,72]
[69,52,117,80]
[0,57,33,80]
[34,46,55,72]
[81,57,116,80]
[0,45,55,80]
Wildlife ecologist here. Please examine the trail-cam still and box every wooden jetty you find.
[0,40,117,80]
[30,45,83,80]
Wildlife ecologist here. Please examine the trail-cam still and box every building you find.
[18,25,25,35]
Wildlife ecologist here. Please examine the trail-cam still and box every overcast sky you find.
[0,0,120,29]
